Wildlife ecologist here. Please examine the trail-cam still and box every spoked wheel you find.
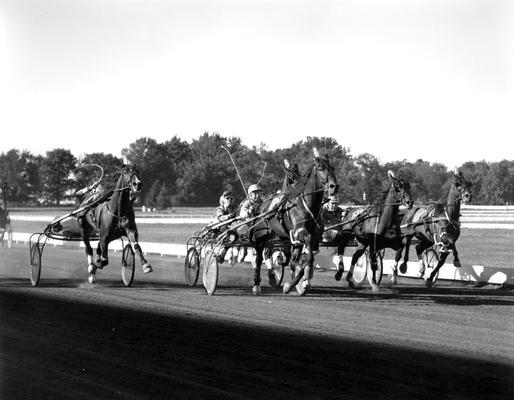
[366,251,384,286]
[184,247,200,286]
[121,244,135,287]
[422,248,440,283]
[351,251,368,287]
[29,241,41,286]
[202,250,219,296]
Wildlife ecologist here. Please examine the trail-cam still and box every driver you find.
[214,190,237,264]
[321,195,343,242]
[239,184,264,220]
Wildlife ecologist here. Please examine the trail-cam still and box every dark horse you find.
[77,165,153,284]
[392,171,472,287]
[336,171,413,292]
[249,148,338,295]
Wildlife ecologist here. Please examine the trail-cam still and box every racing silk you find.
[214,204,236,222]
[239,198,262,220]
[322,206,344,228]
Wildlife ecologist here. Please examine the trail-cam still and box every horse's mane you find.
[376,179,394,204]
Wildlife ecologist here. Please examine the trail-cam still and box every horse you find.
[248,148,338,295]
[0,206,11,246]
[337,171,413,292]
[77,164,153,284]
[392,171,472,287]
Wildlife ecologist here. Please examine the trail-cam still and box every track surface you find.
[1,244,513,399]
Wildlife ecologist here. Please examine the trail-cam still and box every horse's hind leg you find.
[252,246,263,296]
[125,228,152,273]
[78,217,97,284]
[368,249,380,293]
[334,237,348,281]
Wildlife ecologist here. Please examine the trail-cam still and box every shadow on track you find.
[1,290,512,400]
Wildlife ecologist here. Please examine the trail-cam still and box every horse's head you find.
[312,148,338,197]
[121,164,142,194]
[453,170,472,204]
[387,170,413,209]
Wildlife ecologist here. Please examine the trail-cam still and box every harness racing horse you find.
[249,148,338,295]
[0,206,11,247]
[392,171,472,287]
[77,165,153,284]
[339,171,413,292]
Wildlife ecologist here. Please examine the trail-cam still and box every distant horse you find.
[249,148,338,295]
[392,171,472,287]
[77,165,153,284]
[0,206,11,247]
[337,171,413,292]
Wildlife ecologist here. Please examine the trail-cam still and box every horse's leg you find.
[298,244,314,295]
[368,246,380,293]
[392,246,402,284]
[252,245,263,295]
[334,235,350,281]
[125,227,152,273]
[414,240,432,278]
[426,250,449,288]
[392,236,411,284]
[78,217,97,284]
[283,246,303,294]
[452,244,461,268]
[346,242,367,289]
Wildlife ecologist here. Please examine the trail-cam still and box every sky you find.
[1,0,513,169]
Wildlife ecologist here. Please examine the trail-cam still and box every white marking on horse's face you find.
[131,175,142,194]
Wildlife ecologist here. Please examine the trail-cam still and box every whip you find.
[221,145,248,198]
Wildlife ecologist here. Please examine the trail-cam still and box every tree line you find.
[0,133,513,207]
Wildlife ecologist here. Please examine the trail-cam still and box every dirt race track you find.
[0,245,513,400]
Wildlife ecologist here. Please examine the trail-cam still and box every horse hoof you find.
[283,282,292,294]
[143,264,153,273]
[334,270,343,281]
[88,274,96,284]
[252,285,261,296]
[88,264,97,274]
[390,276,397,285]
[425,279,433,289]
[399,262,408,274]
[371,284,380,293]
[296,281,306,295]
[454,260,461,268]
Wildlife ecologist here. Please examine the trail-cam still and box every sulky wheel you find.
[351,251,368,287]
[184,247,200,287]
[29,241,41,286]
[202,250,219,296]
[422,248,440,284]
[366,251,384,286]
[121,243,135,287]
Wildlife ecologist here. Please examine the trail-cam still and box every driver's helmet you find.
[248,184,263,195]
[219,190,235,207]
